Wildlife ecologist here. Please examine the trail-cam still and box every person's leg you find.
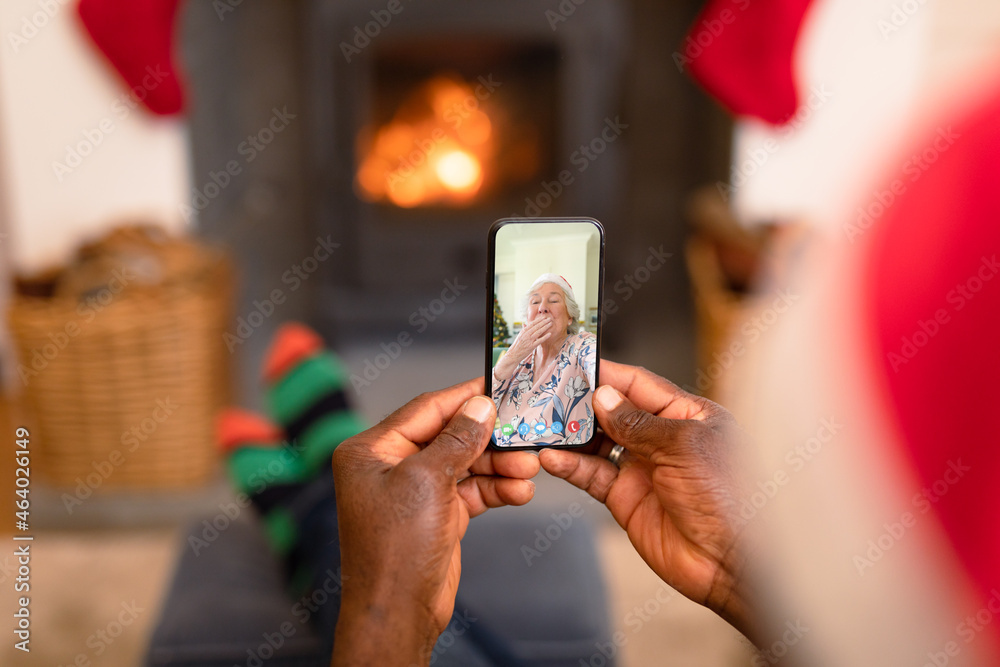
[219,323,365,553]
[219,323,524,664]
[218,324,363,651]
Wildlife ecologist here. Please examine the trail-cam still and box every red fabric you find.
[680,0,815,125]
[216,409,283,453]
[76,0,185,115]
[263,323,324,384]
[867,84,1000,613]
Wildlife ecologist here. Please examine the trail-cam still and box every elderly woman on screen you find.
[492,274,597,447]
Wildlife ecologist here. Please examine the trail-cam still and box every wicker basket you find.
[7,227,233,490]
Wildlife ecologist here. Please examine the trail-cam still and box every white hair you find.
[521,282,581,334]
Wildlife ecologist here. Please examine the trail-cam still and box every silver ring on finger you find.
[608,444,626,468]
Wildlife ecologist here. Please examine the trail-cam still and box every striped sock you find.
[263,323,367,474]
[216,408,302,554]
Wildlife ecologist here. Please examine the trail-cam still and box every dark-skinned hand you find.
[539,360,755,639]
[331,378,540,666]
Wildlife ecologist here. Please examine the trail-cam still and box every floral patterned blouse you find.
[491,330,597,447]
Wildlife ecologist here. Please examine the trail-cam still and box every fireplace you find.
[306,0,629,339]
[356,42,560,209]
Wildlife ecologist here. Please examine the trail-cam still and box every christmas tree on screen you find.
[492,295,510,346]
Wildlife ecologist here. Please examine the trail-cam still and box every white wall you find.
[0,0,190,383]
[585,232,600,328]
[494,223,600,330]
[0,0,190,274]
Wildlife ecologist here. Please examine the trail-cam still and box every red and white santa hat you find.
[528,273,576,302]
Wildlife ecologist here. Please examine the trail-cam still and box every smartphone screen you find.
[486,218,604,449]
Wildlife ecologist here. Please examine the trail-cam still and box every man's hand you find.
[538,361,755,639]
[493,316,553,382]
[331,378,540,666]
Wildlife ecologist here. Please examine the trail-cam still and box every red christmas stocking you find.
[678,0,816,126]
[76,0,186,115]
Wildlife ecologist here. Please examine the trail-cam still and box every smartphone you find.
[486,217,604,450]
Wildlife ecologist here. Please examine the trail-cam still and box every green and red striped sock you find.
[262,323,367,474]
[216,322,366,557]
[216,408,302,554]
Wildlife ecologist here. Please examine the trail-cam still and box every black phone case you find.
[486,217,605,451]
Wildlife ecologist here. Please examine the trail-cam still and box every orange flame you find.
[356,76,495,207]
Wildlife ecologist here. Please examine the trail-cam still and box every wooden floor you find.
[0,529,179,667]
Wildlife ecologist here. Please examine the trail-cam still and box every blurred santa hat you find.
[730,68,1000,664]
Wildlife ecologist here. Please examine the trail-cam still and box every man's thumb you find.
[594,386,686,461]
[417,396,495,476]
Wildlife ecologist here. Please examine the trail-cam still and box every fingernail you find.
[464,396,494,424]
[596,386,622,411]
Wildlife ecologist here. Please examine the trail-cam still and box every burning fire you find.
[356,75,495,207]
